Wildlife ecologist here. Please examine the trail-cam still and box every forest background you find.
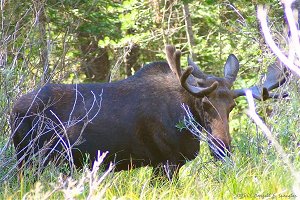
[0,0,299,199]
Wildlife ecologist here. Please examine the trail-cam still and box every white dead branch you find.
[257,1,300,76]
[254,0,300,196]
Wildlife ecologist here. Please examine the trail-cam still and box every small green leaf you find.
[176,120,186,132]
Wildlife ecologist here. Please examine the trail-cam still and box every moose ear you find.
[224,54,239,84]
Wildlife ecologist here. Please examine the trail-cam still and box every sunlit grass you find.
[1,128,297,199]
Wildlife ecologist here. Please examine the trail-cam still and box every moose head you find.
[165,45,287,159]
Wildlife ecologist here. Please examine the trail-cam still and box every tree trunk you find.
[35,0,49,84]
[124,43,140,77]
[78,33,110,82]
[183,3,196,60]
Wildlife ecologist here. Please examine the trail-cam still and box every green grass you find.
[0,137,298,199]
[1,75,299,200]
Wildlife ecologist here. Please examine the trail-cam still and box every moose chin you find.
[11,45,286,179]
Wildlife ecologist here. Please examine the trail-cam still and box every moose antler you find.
[165,45,218,97]
[261,62,288,91]
[233,62,288,100]
[165,45,182,80]
[180,67,219,97]
[187,56,207,79]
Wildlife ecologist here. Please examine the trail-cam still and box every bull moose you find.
[11,45,286,178]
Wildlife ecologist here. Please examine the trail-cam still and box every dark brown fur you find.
[11,62,204,176]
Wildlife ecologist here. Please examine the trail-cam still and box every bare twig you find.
[0,85,103,182]
[257,4,300,76]
[22,151,114,199]
[245,90,300,196]
[182,104,233,164]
